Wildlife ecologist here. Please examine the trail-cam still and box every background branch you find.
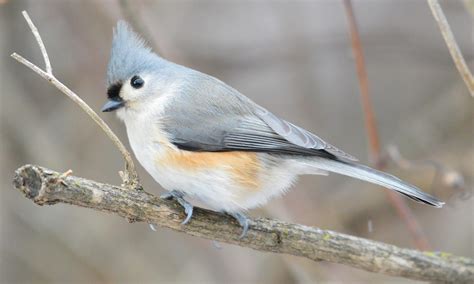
[342,1,380,162]
[10,11,141,190]
[343,0,433,251]
[12,164,474,283]
[427,0,474,97]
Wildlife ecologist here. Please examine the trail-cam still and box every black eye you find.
[130,75,144,89]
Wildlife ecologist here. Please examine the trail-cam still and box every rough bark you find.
[12,164,474,283]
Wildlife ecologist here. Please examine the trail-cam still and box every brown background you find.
[1,0,473,283]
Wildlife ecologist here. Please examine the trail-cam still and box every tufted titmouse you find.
[102,22,443,237]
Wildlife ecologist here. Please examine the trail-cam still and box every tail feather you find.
[306,157,444,208]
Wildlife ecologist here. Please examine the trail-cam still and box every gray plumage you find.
[303,157,443,207]
[105,21,444,210]
[162,73,357,160]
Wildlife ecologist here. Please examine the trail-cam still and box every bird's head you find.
[102,21,167,119]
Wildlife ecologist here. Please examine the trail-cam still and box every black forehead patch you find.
[107,82,123,101]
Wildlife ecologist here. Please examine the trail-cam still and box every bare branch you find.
[21,11,52,74]
[342,0,380,163]
[12,165,474,283]
[427,0,474,97]
[343,0,432,250]
[10,12,140,190]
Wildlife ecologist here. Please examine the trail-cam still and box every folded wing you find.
[162,73,356,160]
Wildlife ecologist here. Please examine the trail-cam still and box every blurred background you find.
[1,0,473,283]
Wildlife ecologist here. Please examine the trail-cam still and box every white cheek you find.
[114,84,140,121]
[120,83,137,101]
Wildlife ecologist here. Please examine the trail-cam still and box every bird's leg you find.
[159,191,175,200]
[227,212,250,239]
[160,190,194,225]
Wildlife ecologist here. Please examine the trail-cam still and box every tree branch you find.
[12,165,474,283]
[427,0,474,97]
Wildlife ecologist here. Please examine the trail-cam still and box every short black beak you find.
[101,99,125,112]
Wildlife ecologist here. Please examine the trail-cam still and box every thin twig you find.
[427,0,474,97]
[12,164,474,284]
[343,0,432,251]
[342,1,380,163]
[11,11,141,190]
[21,11,52,74]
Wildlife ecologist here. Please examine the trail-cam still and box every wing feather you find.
[254,105,357,161]
[162,73,357,161]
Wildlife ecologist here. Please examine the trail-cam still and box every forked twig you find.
[427,0,474,97]
[10,11,141,190]
[22,11,52,74]
[343,0,432,250]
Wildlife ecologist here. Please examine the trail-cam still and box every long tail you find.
[306,157,444,208]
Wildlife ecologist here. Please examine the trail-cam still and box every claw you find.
[161,190,194,225]
[181,203,193,225]
[148,223,158,231]
[228,212,250,239]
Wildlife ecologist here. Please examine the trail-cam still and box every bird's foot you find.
[228,212,250,239]
[161,190,194,225]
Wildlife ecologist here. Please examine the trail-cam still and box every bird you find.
[101,21,444,238]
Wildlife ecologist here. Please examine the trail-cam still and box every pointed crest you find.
[107,21,161,85]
